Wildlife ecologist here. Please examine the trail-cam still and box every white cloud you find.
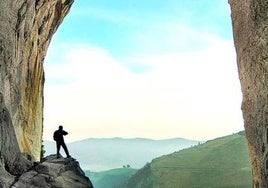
[43,37,243,142]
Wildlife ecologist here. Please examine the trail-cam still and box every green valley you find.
[86,168,138,188]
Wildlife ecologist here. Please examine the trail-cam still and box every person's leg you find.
[61,142,70,157]
[56,142,61,158]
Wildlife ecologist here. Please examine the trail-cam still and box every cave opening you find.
[42,0,245,171]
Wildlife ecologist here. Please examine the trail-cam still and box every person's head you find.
[59,125,63,130]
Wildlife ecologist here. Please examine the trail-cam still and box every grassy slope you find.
[125,132,252,188]
[85,168,138,188]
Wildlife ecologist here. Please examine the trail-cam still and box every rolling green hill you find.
[85,168,138,188]
[124,131,252,188]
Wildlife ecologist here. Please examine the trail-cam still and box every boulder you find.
[11,155,93,188]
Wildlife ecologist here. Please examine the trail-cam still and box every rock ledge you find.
[11,155,93,188]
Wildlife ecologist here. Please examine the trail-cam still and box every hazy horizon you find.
[44,130,243,144]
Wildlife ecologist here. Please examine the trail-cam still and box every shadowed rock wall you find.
[229,0,268,187]
[0,0,73,164]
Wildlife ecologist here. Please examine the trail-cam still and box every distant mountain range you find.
[43,137,200,172]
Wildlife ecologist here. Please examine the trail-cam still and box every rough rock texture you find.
[229,0,268,187]
[0,0,74,186]
[12,155,93,188]
[0,0,73,167]
[0,0,93,187]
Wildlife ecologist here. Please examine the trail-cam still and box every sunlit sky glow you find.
[43,0,243,142]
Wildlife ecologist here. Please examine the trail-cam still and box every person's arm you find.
[62,130,68,135]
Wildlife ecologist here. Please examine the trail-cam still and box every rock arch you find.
[0,0,267,187]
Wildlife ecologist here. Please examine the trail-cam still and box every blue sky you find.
[43,0,243,142]
[52,0,232,57]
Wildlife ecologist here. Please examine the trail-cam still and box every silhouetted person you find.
[53,125,71,158]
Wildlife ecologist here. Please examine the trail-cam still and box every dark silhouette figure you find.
[53,125,71,158]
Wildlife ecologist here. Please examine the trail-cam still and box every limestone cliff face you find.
[0,0,73,164]
[229,0,268,187]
